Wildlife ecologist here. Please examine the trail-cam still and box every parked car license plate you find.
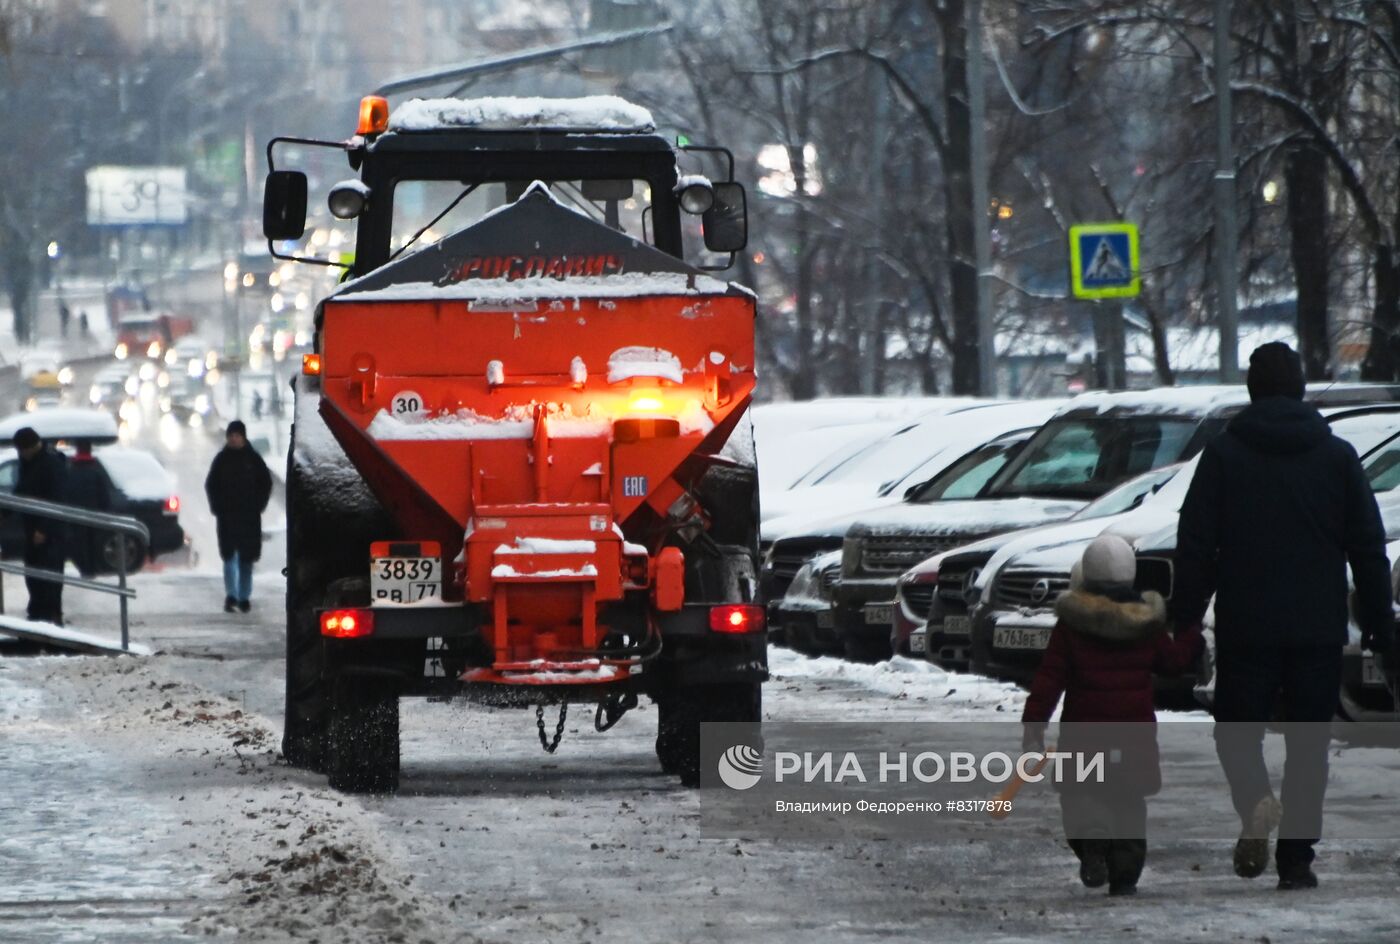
[1362,655,1387,687]
[994,625,1051,650]
[371,551,442,604]
[941,614,971,639]
[910,631,927,654]
[864,604,894,625]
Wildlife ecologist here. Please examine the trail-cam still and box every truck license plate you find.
[910,631,927,654]
[1362,655,1386,687]
[941,614,971,639]
[864,604,893,626]
[371,553,441,604]
[994,626,1051,650]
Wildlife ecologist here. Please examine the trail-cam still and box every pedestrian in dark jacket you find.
[204,420,272,613]
[12,427,68,624]
[64,439,113,577]
[1173,342,1394,890]
[1022,534,1203,897]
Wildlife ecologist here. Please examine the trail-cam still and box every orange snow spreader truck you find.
[263,95,763,792]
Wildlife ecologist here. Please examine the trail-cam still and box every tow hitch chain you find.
[536,702,568,754]
[595,692,638,732]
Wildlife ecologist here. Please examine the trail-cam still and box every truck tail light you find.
[321,608,374,638]
[709,604,765,634]
[165,495,180,514]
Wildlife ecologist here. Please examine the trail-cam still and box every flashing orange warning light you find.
[302,353,322,376]
[357,95,390,136]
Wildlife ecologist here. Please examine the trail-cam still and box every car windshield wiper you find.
[390,183,480,262]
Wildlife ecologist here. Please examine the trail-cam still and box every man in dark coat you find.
[1173,342,1395,890]
[205,420,272,613]
[64,439,113,576]
[12,427,68,624]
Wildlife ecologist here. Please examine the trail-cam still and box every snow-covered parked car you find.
[834,385,1400,665]
[762,425,1038,635]
[760,399,1057,528]
[752,396,973,497]
[772,550,843,654]
[0,409,185,573]
[767,430,1039,656]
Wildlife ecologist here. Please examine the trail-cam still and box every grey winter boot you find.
[1234,795,1282,879]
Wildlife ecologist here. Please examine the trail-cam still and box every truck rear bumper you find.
[321,602,768,695]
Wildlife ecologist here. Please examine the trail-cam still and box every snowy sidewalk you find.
[0,654,464,943]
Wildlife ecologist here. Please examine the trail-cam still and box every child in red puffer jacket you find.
[1021,534,1203,896]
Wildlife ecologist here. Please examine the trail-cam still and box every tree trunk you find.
[789,144,818,400]
[1142,298,1176,385]
[1362,245,1400,381]
[940,0,982,395]
[1285,144,1331,379]
[917,346,941,394]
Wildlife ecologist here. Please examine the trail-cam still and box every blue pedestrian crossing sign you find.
[1069,222,1140,299]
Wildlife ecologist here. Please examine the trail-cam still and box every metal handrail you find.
[0,491,150,651]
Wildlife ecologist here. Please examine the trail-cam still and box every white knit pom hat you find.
[1079,534,1137,588]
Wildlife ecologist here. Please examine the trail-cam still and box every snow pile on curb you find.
[0,656,456,943]
[769,648,1026,716]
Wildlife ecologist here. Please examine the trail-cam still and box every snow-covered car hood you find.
[769,496,1084,550]
[762,485,901,533]
[844,497,1085,540]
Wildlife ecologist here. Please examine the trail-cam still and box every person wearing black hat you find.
[11,426,68,624]
[1173,342,1394,890]
[204,420,272,613]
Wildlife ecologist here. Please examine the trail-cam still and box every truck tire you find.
[656,545,763,785]
[661,682,762,788]
[282,454,329,771]
[325,674,400,794]
[283,593,329,771]
[655,700,681,775]
[282,414,394,772]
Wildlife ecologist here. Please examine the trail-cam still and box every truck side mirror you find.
[263,170,308,241]
[703,182,748,253]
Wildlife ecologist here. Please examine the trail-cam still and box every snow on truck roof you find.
[389,96,656,134]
